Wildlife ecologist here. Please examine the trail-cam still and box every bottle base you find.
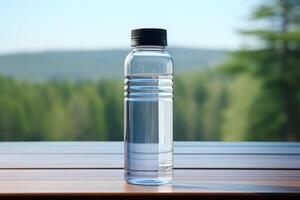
[126,177,172,186]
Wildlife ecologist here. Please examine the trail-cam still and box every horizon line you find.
[0,46,234,56]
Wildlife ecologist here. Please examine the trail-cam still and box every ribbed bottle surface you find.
[125,75,173,99]
[124,75,173,185]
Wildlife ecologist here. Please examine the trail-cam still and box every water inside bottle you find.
[124,75,173,185]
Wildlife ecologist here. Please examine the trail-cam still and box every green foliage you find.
[240,30,300,43]
[251,4,277,19]
[0,77,109,141]
[1,0,300,141]
[221,0,300,140]
[0,70,229,141]
[173,70,227,141]
[221,73,262,140]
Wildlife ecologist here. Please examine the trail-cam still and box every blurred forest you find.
[0,0,299,141]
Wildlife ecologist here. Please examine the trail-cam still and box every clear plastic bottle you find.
[124,28,173,185]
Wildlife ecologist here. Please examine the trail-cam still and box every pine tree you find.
[223,0,300,140]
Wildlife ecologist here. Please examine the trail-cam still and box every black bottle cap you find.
[131,28,167,47]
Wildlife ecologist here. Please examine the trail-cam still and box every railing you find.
[0,142,299,199]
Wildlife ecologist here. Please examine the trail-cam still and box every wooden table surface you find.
[0,142,299,199]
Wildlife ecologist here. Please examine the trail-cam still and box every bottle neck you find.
[133,46,166,51]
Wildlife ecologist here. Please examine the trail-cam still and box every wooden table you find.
[0,142,299,199]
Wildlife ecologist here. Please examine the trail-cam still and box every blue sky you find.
[0,0,260,54]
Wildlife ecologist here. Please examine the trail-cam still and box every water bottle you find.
[124,28,173,185]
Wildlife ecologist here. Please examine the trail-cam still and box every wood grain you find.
[0,142,299,198]
[0,170,299,193]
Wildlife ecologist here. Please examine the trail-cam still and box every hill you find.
[0,48,228,80]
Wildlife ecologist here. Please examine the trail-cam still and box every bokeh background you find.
[0,0,299,141]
